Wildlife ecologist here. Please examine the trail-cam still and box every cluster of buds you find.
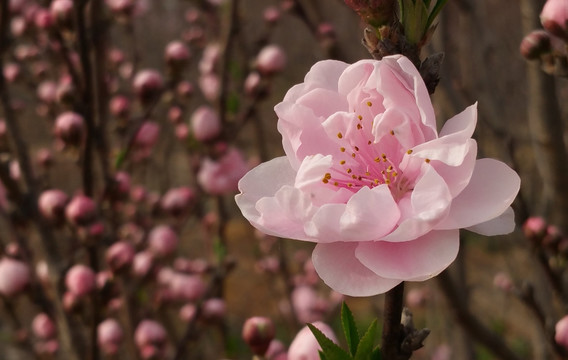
[520,0,568,76]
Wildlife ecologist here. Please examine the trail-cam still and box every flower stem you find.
[381,282,405,359]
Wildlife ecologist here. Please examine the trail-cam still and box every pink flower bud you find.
[179,303,197,322]
[244,72,261,95]
[36,148,53,168]
[199,44,221,74]
[405,287,430,308]
[36,261,49,284]
[49,0,73,27]
[65,195,97,226]
[493,272,514,292]
[242,316,276,356]
[32,313,56,340]
[106,0,136,17]
[288,322,337,360]
[0,258,30,297]
[160,186,195,216]
[3,63,20,83]
[134,121,160,148]
[148,225,179,257]
[35,339,59,355]
[176,81,194,98]
[165,41,191,68]
[263,6,281,24]
[523,216,547,240]
[197,148,249,195]
[344,0,396,27]
[134,320,167,348]
[431,344,452,360]
[175,123,189,140]
[132,251,154,278]
[202,298,226,320]
[198,73,220,101]
[37,81,57,104]
[190,105,221,141]
[292,286,323,324]
[109,95,130,118]
[266,339,287,360]
[167,106,183,124]
[65,264,96,297]
[56,80,75,105]
[256,45,286,75]
[54,111,85,146]
[38,189,69,222]
[106,241,135,272]
[132,69,164,104]
[98,318,124,355]
[62,291,79,311]
[520,30,552,60]
[108,48,125,65]
[168,273,206,301]
[541,0,568,39]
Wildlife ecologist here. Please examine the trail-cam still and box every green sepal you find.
[370,346,383,360]
[307,324,351,360]
[354,319,378,360]
[425,0,448,30]
[341,302,359,356]
[402,0,429,44]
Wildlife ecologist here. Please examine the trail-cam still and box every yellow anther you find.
[390,130,395,135]
[407,149,413,154]
[366,101,372,107]
[337,132,343,139]
[354,146,359,151]
[340,147,346,152]
[385,179,391,185]
[352,175,357,179]
[347,168,352,174]
[348,183,353,187]
[392,172,398,177]
[340,160,346,165]
[334,182,339,186]
[351,153,356,158]
[365,171,370,176]
[374,179,380,185]
[357,115,363,120]
[322,178,329,184]
[374,157,381,162]
[368,140,372,145]
[357,124,363,130]
[425,158,431,163]
[324,173,332,179]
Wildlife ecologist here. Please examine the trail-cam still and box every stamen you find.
[340,160,346,165]
[337,132,343,139]
[390,130,395,135]
[354,146,359,151]
[340,147,345,152]
[366,101,372,107]
[407,149,413,154]
[357,115,363,120]
[357,124,363,130]
[425,158,431,163]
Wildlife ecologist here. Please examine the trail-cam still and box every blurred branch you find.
[381,283,406,359]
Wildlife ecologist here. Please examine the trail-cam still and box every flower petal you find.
[305,185,400,242]
[466,207,515,236]
[236,157,314,240]
[355,229,459,281]
[430,140,477,197]
[312,242,401,296]
[436,158,521,230]
[295,154,352,205]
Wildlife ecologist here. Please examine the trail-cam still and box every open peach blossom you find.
[236,55,520,296]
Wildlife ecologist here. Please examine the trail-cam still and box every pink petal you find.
[294,154,351,206]
[410,104,477,166]
[436,158,520,230]
[305,185,400,242]
[383,165,452,242]
[466,207,515,236]
[236,157,313,240]
[312,242,401,296]
[296,88,348,119]
[430,140,477,197]
[355,229,459,281]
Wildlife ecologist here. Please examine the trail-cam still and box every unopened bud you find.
[0,258,30,297]
[132,69,164,104]
[344,0,396,27]
[520,30,552,60]
[242,316,276,356]
[54,111,85,147]
[256,45,286,75]
[555,315,568,350]
[65,195,97,226]
[541,0,568,40]
[38,189,69,222]
[65,264,96,297]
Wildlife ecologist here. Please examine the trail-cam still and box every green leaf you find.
[319,350,328,360]
[114,149,127,169]
[341,302,360,356]
[425,0,448,30]
[307,324,352,360]
[371,346,383,360]
[402,0,429,44]
[354,319,378,360]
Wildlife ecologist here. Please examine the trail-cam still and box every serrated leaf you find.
[371,346,383,360]
[307,324,352,360]
[341,303,359,356]
[319,350,328,360]
[354,319,377,360]
[425,0,448,30]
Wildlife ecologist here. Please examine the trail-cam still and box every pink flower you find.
[235,56,520,296]
[147,225,179,257]
[288,322,337,360]
[256,45,286,75]
[555,315,568,349]
[98,318,124,355]
[197,147,249,195]
[65,264,96,297]
[0,258,30,296]
[32,313,56,340]
[541,0,568,39]
[190,105,221,141]
[134,320,167,348]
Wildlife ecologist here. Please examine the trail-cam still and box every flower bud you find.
[493,272,514,292]
[37,81,57,104]
[160,186,195,216]
[263,6,281,24]
[541,0,568,40]
[132,251,154,278]
[244,72,261,96]
[288,322,337,360]
[198,73,220,101]
[3,63,20,83]
[197,148,249,195]
[165,41,191,69]
[523,216,547,241]
[405,287,430,308]
[38,189,69,222]
[134,121,160,148]
[36,148,53,169]
[132,69,164,104]
[54,111,85,147]
[179,303,197,322]
[0,258,30,297]
[256,45,286,75]
[34,9,53,30]
[105,241,135,272]
[134,320,167,348]
[109,95,130,118]
[242,316,276,356]
[49,0,73,28]
[65,195,97,226]
[65,264,96,297]
[520,30,552,60]
[32,313,56,340]
[106,0,136,17]
[148,225,179,257]
[556,315,568,349]
[190,105,221,141]
[176,81,194,98]
[344,0,396,27]
[202,298,226,320]
[98,318,124,355]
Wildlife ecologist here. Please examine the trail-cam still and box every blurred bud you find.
[10,16,26,37]
[34,8,53,29]
[292,286,324,324]
[202,298,226,320]
[256,45,286,75]
[49,0,73,28]
[405,287,430,308]
[266,339,287,360]
[62,291,79,312]
[35,339,59,355]
[36,261,49,284]
[165,41,191,70]
[175,123,189,140]
[36,148,53,168]
[132,69,164,105]
[98,318,124,355]
[242,316,276,356]
[197,148,249,195]
[263,6,281,24]
[32,313,56,340]
[106,241,135,272]
[3,63,20,83]
[179,303,197,322]
[134,320,167,348]
[199,44,221,74]
[106,0,136,17]
[0,258,30,297]
[176,81,194,98]
[65,195,96,226]
[244,72,262,96]
[523,216,547,240]
[493,272,514,292]
[344,0,396,27]
[109,95,130,118]
[148,225,179,257]
[56,80,75,105]
[134,121,160,149]
[168,106,183,124]
[37,81,57,104]
[167,272,206,302]
[288,322,337,360]
[198,73,220,101]
[431,344,452,360]
[65,264,96,297]
[132,251,154,278]
[160,186,195,217]
[38,189,69,222]
[520,30,552,60]
[55,111,85,147]
[190,105,221,141]
[541,0,568,40]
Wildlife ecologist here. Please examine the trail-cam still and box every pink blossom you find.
[556,315,568,349]
[242,316,276,356]
[37,81,57,104]
[55,111,85,147]
[38,189,69,222]
[106,241,135,272]
[202,298,226,320]
[147,225,179,257]
[65,264,96,297]
[132,69,163,103]
[198,73,220,101]
[288,322,337,360]
[32,313,56,340]
[236,56,520,296]
[256,45,286,75]
[65,194,97,226]
[541,0,568,39]
[165,41,191,68]
[0,258,30,296]
[3,63,20,83]
[160,186,195,216]
[190,105,221,141]
[134,320,167,348]
[98,318,124,355]
[132,251,154,278]
[198,147,249,195]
